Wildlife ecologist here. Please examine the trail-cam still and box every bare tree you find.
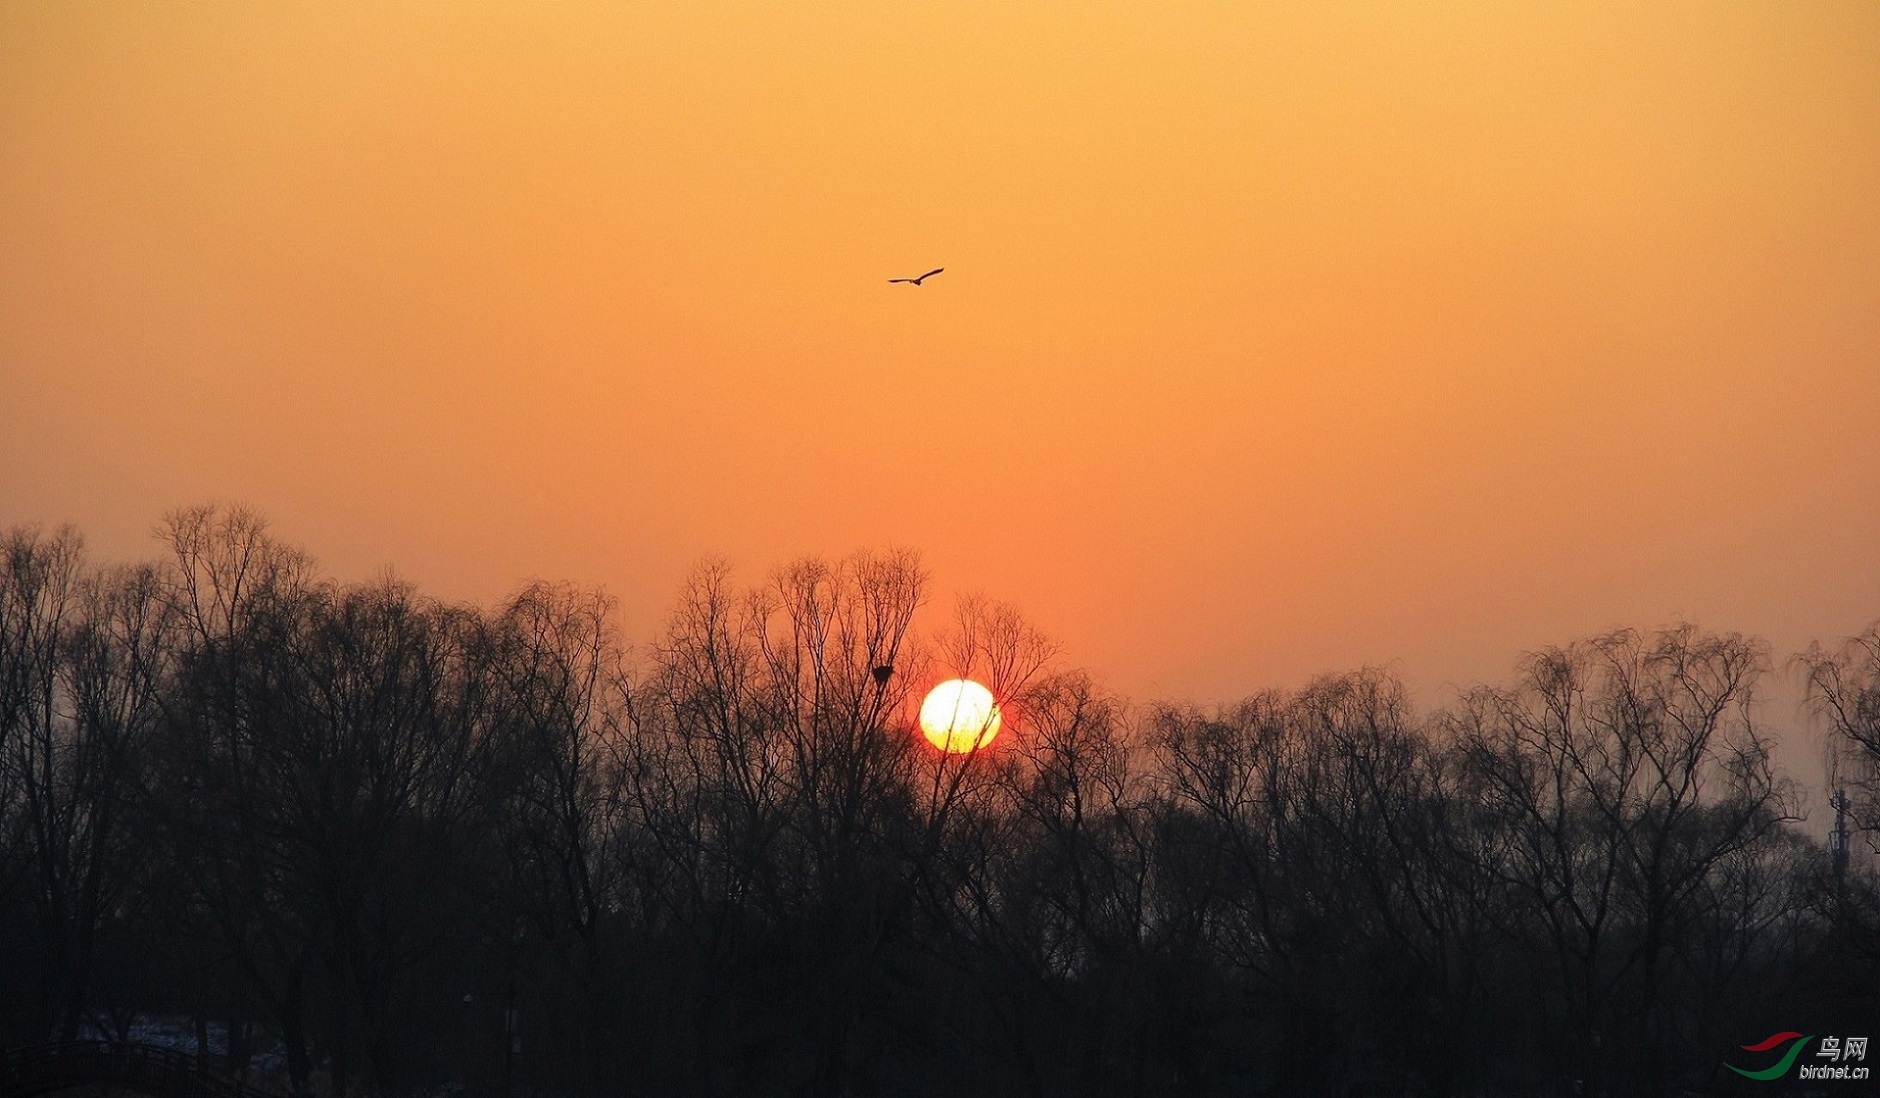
[1801,623,1880,833]
[1452,627,1794,1094]
[1156,672,1442,1094]
[147,505,324,1094]
[491,581,639,1097]
[0,527,99,1037]
[635,551,929,1096]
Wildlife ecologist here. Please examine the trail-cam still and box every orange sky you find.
[3,2,1878,709]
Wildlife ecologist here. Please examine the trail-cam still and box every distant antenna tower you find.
[1830,787,1851,883]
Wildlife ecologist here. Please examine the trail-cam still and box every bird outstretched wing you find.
[889,268,946,285]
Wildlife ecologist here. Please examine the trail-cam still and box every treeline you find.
[2,505,1877,1098]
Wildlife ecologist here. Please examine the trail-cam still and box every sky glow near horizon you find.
[2,3,1878,721]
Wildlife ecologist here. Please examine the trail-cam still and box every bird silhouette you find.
[888,268,944,286]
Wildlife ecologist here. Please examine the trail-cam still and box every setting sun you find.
[918,679,1001,754]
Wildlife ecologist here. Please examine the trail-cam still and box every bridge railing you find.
[0,1040,286,1098]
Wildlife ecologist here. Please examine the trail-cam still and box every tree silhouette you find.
[0,511,1873,1098]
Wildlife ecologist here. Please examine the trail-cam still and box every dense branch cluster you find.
[1,507,1876,1098]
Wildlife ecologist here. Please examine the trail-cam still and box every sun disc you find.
[919,679,1001,753]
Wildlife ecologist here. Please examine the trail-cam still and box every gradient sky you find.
[3,2,1878,710]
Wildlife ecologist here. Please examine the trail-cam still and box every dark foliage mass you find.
[2,507,1876,1098]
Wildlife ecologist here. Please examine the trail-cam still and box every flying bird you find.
[888,268,944,286]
